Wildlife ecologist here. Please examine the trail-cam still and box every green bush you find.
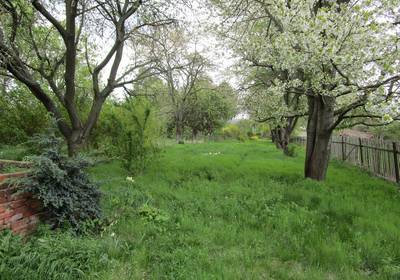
[249,135,259,141]
[237,133,247,142]
[118,99,162,174]
[222,124,241,139]
[21,133,102,231]
[93,98,163,174]
[0,87,50,146]
[286,144,298,157]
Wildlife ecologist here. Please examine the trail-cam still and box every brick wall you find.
[0,162,44,236]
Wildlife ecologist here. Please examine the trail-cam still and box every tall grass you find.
[1,140,400,279]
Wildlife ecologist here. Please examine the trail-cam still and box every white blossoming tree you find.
[213,0,400,180]
[243,67,307,155]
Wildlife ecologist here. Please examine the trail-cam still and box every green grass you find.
[1,140,400,279]
[0,144,30,161]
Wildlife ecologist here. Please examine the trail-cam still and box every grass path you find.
[2,140,400,279]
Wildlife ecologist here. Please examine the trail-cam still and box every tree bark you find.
[0,1,146,157]
[270,116,298,155]
[304,95,335,181]
[272,127,291,155]
[66,95,106,156]
[175,110,184,143]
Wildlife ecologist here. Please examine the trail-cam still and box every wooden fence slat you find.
[291,135,400,185]
[393,142,400,184]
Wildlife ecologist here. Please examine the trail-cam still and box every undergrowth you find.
[1,140,400,279]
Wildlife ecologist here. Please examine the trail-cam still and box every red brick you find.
[15,207,35,218]
[11,192,30,201]
[29,214,41,224]
[0,209,13,220]
[9,199,26,209]
[0,181,45,236]
[9,213,23,222]
[11,218,29,231]
[0,193,8,204]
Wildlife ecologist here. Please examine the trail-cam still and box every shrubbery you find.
[249,135,259,141]
[119,106,161,174]
[222,124,241,139]
[286,144,298,157]
[221,121,270,142]
[21,133,102,232]
[93,97,163,174]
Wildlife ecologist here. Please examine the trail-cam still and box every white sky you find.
[98,0,239,99]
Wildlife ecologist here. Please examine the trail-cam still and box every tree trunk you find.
[66,130,84,157]
[175,123,183,143]
[270,116,298,155]
[270,127,277,146]
[192,129,198,142]
[275,127,291,155]
[175,111,184,143]
[65,95,105,157]
[304,95,335,181]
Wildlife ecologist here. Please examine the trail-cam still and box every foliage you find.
[94,97,163,174]
[286,143,298,157]
[213,0,400,179]
[143,26,239,141]
[1,141,400,278]
[249,135,259,141]
[184,79,238,137]
[0,82,50,145]
[21,133,102,231]
[119,99,161,174]
[221,124,241,139]
[370,123,400,141]
[0,228,112,280]
[0,0,177,154]
[214,0,399,119]
[0,144,31,161]
[138,203,170,223]
[221,120,270,141]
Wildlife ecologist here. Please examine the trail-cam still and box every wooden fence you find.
[292,136,400,184]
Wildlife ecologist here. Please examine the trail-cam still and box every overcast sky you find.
[98,0,238,99]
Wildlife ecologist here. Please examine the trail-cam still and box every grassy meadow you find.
[1,140,400,279]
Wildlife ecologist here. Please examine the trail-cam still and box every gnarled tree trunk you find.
[175,111,184,143]
[270,116,299,155]
[304,95,335,181]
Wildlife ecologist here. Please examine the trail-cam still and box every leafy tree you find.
[243,67,306,155]
[0,0,175,156]
[0,78,50,144]
[213,0,400,180]
[93,95,164,174]
[184,79,238,138]
[118,97,162,174]
[147,26,210,142]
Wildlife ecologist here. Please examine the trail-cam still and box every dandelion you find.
[126,176,135,183]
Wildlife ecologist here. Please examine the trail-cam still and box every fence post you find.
[359,138,364,167]
[342,136,345,161]
[393,142,400,184]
